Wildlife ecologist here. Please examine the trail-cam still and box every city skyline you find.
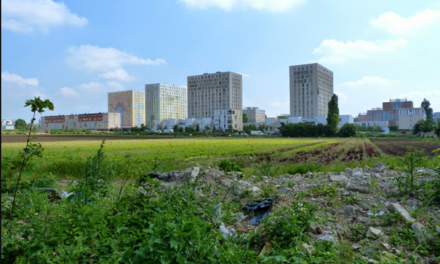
[2,0,440,121]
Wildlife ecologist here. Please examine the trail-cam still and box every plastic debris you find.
[212,203,222,224]
[219,222,236,240]
[245,197,272,225]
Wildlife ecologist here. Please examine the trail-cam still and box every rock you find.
[386,203,415,223]
[352,244,362,251]
[435,225,440,233]
[277,186,292,195]
[381,243,391,250]
[329,175,349,183]
[411,222,426,243]
[368,227,384,237]
[304,171,313,178]
[364,250,374,258]
[373,162,387,173]
[363,166,370,173]
[345,168,353,176]
[234,181,260,196]
[352,171,364,177]
[373,173,381,178]
[368,259,378,264]
[343,205,358,217]
[316,234,335,243]
[346,175,370,194]
[301,244,315,255]
[184,167,200,182]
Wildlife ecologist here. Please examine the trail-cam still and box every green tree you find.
[421,98,433,122]
[14,119,27,129]
[326,94,339,134]
[412,119,432,134]
[173,124,179,133]
[195,123,200,132]
[179,127,184,133]
[228,125,233,133]
[434,119,440,137]
[242,113,249,123]
[213,125,216,131]
[204,125,210,131]
[339,123,356,137]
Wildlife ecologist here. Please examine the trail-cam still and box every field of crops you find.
[2,137,439,180]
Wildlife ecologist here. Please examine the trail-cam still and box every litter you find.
[245,197,273,225]
[219,222,237,240]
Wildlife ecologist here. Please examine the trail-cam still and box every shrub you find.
[219,160,242,173]
[339,123,356,137]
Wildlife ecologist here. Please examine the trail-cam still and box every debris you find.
[352,245,362,251]
[245,198,273,225]
[212,203,222,224]
[219,222,236,240]
[367,227,384,238]
[386,203,415,223]
[346,175,371,194]
[411,222,426,243]
[329,175,349,183]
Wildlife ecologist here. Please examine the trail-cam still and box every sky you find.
[2,0,440,122]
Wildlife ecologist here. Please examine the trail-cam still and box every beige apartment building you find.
[108,90,145,129]
[214,109,243,131]
[290,63,334,119]
[398,108,426,131]
[41,112,121,131]
[187,71,242,119]
[145,83,187,129]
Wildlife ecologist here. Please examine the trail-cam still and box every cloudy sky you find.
[2,0,440,122]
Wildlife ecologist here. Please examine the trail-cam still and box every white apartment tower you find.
[289,63,334,119]
[145,83,187,128]
[187,71,242,119]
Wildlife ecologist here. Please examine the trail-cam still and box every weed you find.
[392,149,427,197]
[348,223,368,242]
[219,159,242,173]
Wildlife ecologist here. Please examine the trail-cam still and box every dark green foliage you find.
[435,119,440,137]
[339,123,356,137]
[421,98,433,121]
[278,122,334,137]
[14,118,27,129]
[179,127,184,133]
[219,159,242,173]
[243,113,249,123]
[412,119,433,134]
[243,124,257,134]
[327,94,339,133]
[392,149,427,197]
[389,125,398,132]
[173,124,179,133]
[195,123,200,132]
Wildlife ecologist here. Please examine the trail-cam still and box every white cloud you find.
[339,76,395,88]
[79,81,124,93]
[269,101,282,107]
[1,0,88,33]
[66,45,166,71]
[1,71,38,86]
[370,9,440,35]
[59,87,80,98]
[99,68,135,82]
[313,38,407,64]
[179,0,305,12]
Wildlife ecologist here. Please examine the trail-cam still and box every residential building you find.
[243,107,265,126]
[382,99,413,126]
[398,108,426,131]
[145,83,187,129]
[214,109,243,131]
[108,90,145,130]
[366,108,383,121]
[187,71,242,119]
[196,118,213,131]
[290,63,334,118]
[1,120,15,130]
[266,117,278,133]
[434,112,440,122]
[338,115,354,128]
[41,112,121,131]
[354,121,389,130]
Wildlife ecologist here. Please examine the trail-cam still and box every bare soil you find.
[1,135,175,143]
[370,138,440,157]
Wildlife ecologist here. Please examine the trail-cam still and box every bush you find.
[339,123,356,137]
[219,160,242,173]
[279,123,334,137]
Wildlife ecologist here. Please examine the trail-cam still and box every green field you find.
[3,137,438,181]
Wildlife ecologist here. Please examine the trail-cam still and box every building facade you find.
[214,109,243,131]
[108,90,145,129]
[398,108,426,131]
[434,112,440,122]
[41,112,121,131]
[290,63,334,119]
[1,120,15,130]
[243,107,265,126]
[383,99,413,126]
[187,71,242,119]
[266,117,278,133]
[145,83,187,129]
[354,121,389,130]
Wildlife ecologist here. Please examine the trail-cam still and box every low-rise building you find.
[243,107,265,127]
[41,112,121,131]
[196,118,212,131]
[266,117,278,133]
[214,109,243,131]
[354,121,388,130]
[1,120,15,130]
[398,108,426,131]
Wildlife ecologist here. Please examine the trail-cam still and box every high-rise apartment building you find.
[108,90,145,129]
[187,71,242,119]
[289,63,333,118]
[145,83,187,128]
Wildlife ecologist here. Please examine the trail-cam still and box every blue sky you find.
[2,0,440,122]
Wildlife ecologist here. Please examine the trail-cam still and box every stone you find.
[301,244,315,255]
[386,203,415,223]
[364,250,374,258]
[345,168,353,176]
[373,174,381,178]
[304,171,313,178]
[329,175,349,183]
[381,243,391,250]
[411,222,426,243]
[368,260,378,264]
[372,162,387,173]
[343,205,358,217]
[346,176,370,194]
[316,234,335,243]
[368,227,383,237]
[184,167,200,182]
[277,186,293,195]
[234,181,260,196]
[352,244,362,251]
[352,171,364,177]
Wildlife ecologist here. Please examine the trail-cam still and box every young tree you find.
[326,94,339,134]
[339,123,356,137]
[14,119,27,130]
[242,113,249,123]
[195,123,200,132]
[213,125,216,131]
[204,125,210,131]
[173,124,179,133]
[179,127,184,133]
[228,125,233,133]
[421,98,433,122]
